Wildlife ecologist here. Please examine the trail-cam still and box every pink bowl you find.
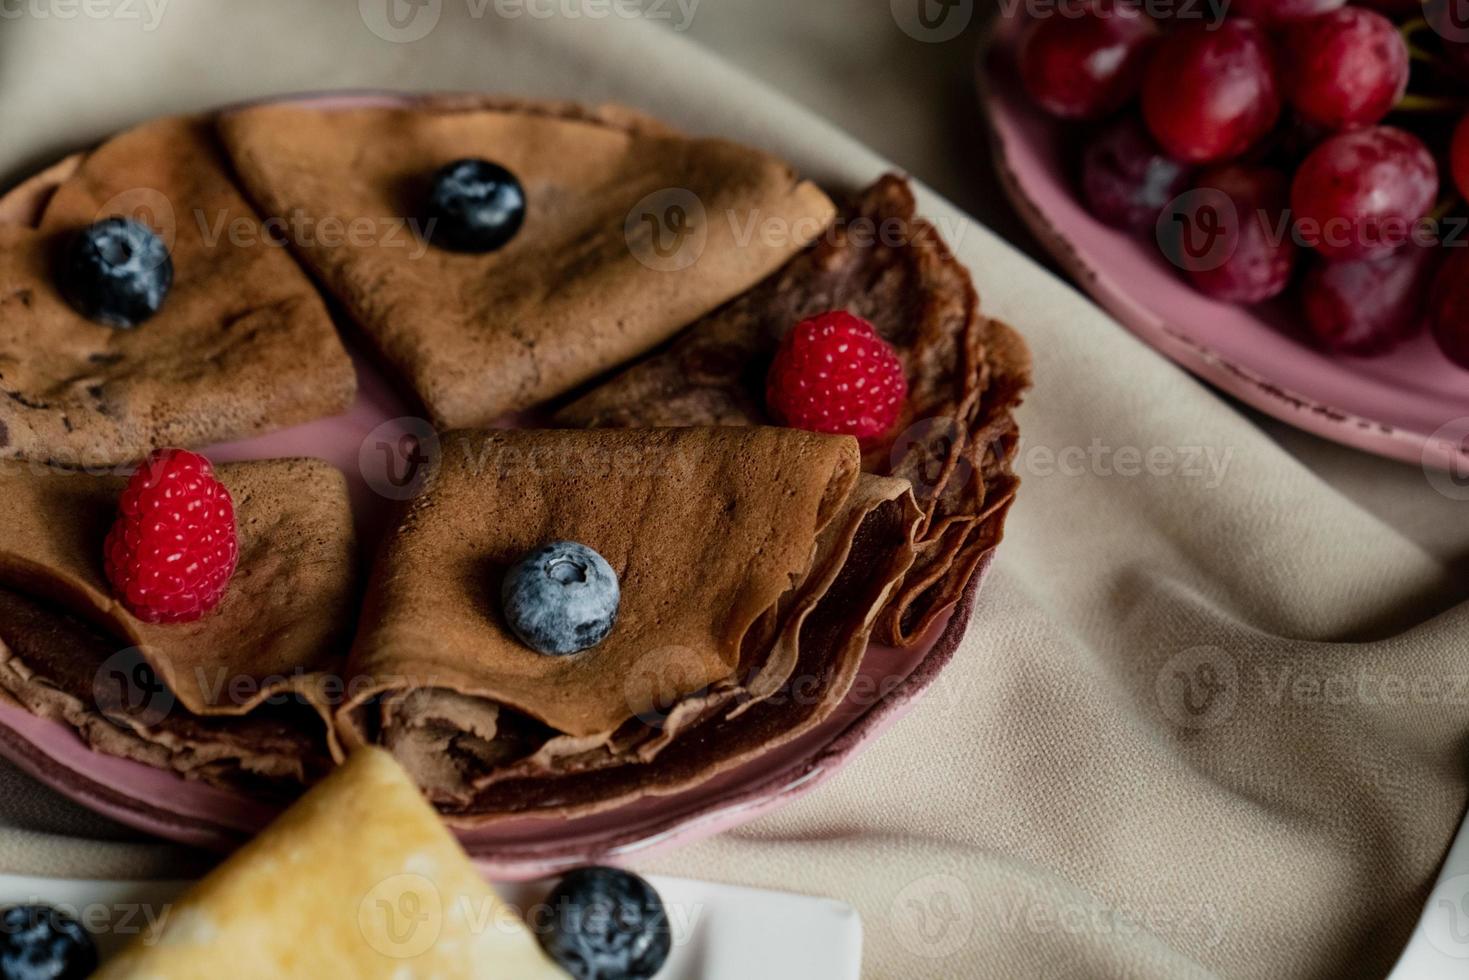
[979,13,1469,472]
[0,92,986,878]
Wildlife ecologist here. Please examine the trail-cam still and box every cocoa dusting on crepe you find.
[0,458,359,789]
[0,116,356,468]
[216,96,837,427]
[558,175,1031,646]
[337,427,921,822]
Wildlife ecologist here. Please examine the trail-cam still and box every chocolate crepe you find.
[0,458,359,791]
[216,96,837,427]
[0,116,357,467]
[337,427,921,822]
[557,176,1032,646]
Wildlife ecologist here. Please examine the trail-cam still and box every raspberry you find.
[766,311,908,441]
[103,449,239,624]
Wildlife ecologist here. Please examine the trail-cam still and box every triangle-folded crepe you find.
[96,748,565,979]
[0,457,358,791]
[557,176,1032,646]
[337,427,921,822]
[0,116,357,467]
[216,96,837,427]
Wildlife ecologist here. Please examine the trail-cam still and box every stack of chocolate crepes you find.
[0,96,1029,821]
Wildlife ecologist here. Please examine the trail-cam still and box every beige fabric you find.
[0,4,1466,980]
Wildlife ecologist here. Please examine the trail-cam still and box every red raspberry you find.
[766,312,908,441]
[103,449,239,624]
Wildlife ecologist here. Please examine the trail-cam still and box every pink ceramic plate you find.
[0,93,986,879]
[979,13,1469,472]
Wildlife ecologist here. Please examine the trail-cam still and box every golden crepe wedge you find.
[335,427,921,822]
[0,116,356,467]
[216,96,836,427]
[0,457,357,791]
[95,748,566,979]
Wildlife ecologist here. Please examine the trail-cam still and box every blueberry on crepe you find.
[426,158,526,253]
[60,217,173,327]
[217,95,836,427]
[338,427,923,822]
[0,116,355,467]
[503,541,620,656]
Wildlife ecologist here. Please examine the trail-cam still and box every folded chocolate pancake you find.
[216,96,837,427]
[0,458,358,792]
[337,428,921,822]
[557,175,1032,646]
[0,116,357,467]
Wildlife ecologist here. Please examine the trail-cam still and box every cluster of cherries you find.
[1017,0,1469,364]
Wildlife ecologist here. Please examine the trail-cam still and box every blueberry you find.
[425,159,526,253]
[537,867,671,980]
[60,217,173,328]
[502,541,619,656]
[0,905,97,980]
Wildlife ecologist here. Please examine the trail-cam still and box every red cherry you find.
[1281,8,1408,131]
[1226,0,1345,23]
[1018,0,1158,121]
[1289,126,1438,262]
[1141,21,1281,164]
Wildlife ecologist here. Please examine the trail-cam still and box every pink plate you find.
[0,92,986,879]
[979,13,1469,472]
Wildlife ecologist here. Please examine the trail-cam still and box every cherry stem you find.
[1396,93,1469,114]
[1430,196,1462,223]
[1400,17,1439,62]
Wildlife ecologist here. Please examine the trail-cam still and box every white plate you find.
[0,873,862,979]
[1388,806,1469,978]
